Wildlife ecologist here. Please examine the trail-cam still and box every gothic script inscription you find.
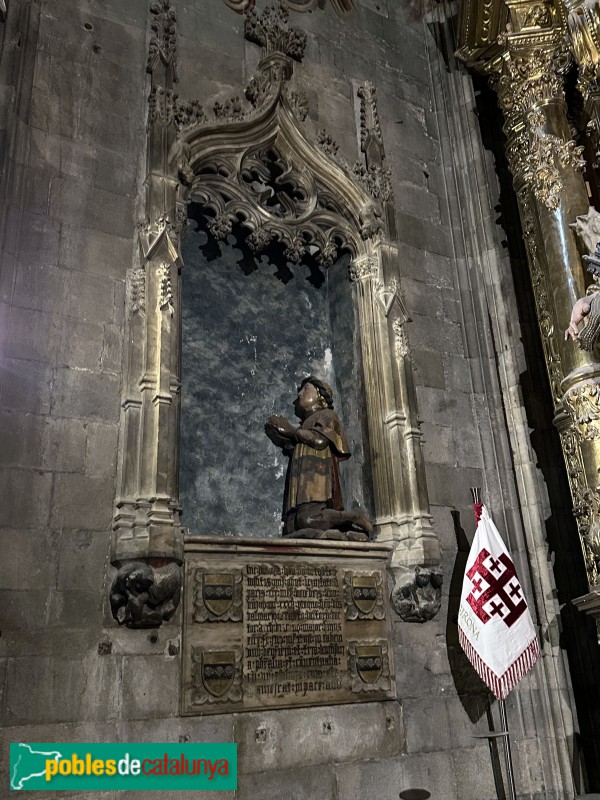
[182,539,395,715]
[245,563,345,702]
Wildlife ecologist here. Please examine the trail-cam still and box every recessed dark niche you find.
[178,207,372,537]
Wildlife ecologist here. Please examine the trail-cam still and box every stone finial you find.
[358,81,384,164]
[147,0,178,79]
[245,2,307,62]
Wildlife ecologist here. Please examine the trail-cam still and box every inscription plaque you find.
[182,536,395,714]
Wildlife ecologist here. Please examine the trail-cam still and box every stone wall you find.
[0,1,588,798]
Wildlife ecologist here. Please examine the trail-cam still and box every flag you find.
[458,505,540,700]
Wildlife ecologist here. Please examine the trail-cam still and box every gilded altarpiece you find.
[458,0,600,625]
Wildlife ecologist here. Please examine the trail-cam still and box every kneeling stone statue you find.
[265,375,373,541]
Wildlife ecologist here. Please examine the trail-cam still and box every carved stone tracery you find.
[110,0,442,627]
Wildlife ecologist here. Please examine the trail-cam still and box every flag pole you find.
[499,698,518,800]
[470,487,518,800]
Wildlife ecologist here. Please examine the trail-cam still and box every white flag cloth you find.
[458,505,540,700]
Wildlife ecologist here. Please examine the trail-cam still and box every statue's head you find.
[294,375,334,418]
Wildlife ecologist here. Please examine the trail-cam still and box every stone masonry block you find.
[1,654,120,725]
[56,529,110,590]
[401,276,445,319]
[412,347,445,389]
[6,307,57,363]
[237,764,336,800]
[424,463,484,507]
[84,421,118,478]
[51,368,120,422]
[336,751,457,800]
[403,695,454,754]
[0,358,53,414]
[420,420,454,465]
[408,313,464,355]
[0,590,54,633]
[50,472,115,530]
[18,212,60,265]
[54,318,106,370]
[59,224,132,280]
[100,323,123,373]
[49,176,134,239]
[0,411,46,469]
[452,744,502,800]
[234,701,403,775]
[416,386,473,429]
[0,467,52,528]
[47,588,105,629]
[0,528,59,591]
[45,417,87,472]
[13,261,67,314]
[120,655,180,720]
[118,713,234,746]
[443,353,473,392]
[393,643,454,699]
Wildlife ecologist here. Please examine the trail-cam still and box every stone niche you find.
[181,536,396,715]
[179,208,373,538]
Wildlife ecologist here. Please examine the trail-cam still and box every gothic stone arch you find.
[109,1,441,628]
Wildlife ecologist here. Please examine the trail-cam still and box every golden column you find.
[460,1,600,610]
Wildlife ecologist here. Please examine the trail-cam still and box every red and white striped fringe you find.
[458,628,541,700]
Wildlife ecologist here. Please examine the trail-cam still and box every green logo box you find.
[10,742,237,791]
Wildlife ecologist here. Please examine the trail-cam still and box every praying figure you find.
[265,375,373,541]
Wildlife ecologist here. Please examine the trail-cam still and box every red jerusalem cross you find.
[466,548,527,628]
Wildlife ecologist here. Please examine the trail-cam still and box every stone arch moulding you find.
[109,0,442,629]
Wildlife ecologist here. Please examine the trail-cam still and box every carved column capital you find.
[349,255,378,283]
[487,42,585,208]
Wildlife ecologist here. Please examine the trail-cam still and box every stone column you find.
[110,0,184,628]
[349,247,441,574]
[483,12,600,600]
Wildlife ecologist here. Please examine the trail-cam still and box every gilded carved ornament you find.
[520,192,565,402]
[490,46,585,210]
[567,1,600,86]
[562,381,600,438]
[559,428,600,586]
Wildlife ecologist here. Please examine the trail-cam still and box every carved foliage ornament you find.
[244,3,307,61]
[560,429,600,586]
[147,0,178,78]
[492,48,585,210]
[563,382,600,441]
[568,1,600,87]
[519,191,563,403]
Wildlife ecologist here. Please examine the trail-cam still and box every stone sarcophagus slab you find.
[181,536,396,714]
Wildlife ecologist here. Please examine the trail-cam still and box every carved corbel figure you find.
[110,562,182,628]
[390,565,444,623]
